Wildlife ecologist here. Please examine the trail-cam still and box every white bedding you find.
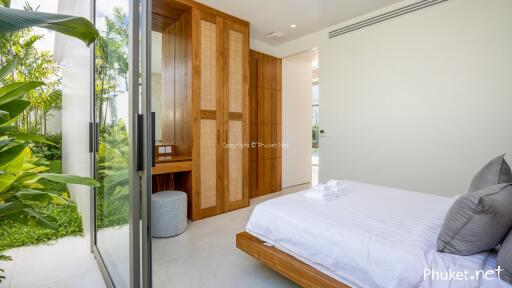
[246,180,511,288]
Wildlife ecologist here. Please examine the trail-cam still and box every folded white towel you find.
[313,184,330,191]
[326,180,345,187]
[305,183,351,201]
[305,189,339,202]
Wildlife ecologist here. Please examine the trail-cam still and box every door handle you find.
[151,112,155,167]
[136,114,144,172]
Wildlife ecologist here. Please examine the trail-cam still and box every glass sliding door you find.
[91,0,152,287]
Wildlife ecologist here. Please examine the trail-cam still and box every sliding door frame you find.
[141,0,153,287]
[89,0,151,287]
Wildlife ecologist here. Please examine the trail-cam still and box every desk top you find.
[155,155,192,163]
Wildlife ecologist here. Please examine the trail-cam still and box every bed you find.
[236,180,511,288]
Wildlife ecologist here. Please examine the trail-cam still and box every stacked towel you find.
[305,180,349,201]
[326,180,345,188]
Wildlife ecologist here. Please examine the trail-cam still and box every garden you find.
[0,1,100,282]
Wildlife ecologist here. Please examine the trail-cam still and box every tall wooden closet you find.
[154,0,284,221]
[249,50,282,198]
[190,5,250,219]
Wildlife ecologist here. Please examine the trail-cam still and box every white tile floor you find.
[0,184,309,288]
[0,236,106,288]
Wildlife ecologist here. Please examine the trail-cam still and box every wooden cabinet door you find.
[254,52,282,197]
[222,20,249,211]
[193,11,223,219]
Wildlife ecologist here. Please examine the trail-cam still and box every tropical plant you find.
[95,120,129,228]
[1,4,65,134]
[95,7,128,127]
[0,1,99,282]
[30,131,61,160]
[98,120,129,200]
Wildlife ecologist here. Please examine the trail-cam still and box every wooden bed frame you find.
[236,232,350,288]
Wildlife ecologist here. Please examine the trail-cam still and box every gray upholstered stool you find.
[151,191,187,238]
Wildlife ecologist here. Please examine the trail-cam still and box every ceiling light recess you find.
[266,32,283,39]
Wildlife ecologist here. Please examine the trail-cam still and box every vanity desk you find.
[152,154,193,219]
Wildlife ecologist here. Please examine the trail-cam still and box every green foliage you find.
[0,8,98,281]
[30,132,61,160]
[0,15,61,134]
[0,160,83,252]
[0,6,98,46]
[95,7,128,126]
[96,120,129,228]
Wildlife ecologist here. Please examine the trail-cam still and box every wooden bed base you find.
[236,232,350,288]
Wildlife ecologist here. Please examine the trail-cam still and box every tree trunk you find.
[44,114,47,135]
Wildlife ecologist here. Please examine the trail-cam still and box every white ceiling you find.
[195,0,404,46]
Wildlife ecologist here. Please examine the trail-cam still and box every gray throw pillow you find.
[497,230,512,285]
[468,154,512,193]
[437,183,512,256]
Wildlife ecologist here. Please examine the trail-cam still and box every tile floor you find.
[1,184,309,288]
[0,236,106,288]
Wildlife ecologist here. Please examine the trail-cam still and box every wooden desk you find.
[152,155,192,175]
[152,155,193,219]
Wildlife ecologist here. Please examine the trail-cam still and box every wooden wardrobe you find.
[190,5,250,220]
[153,0,282,221]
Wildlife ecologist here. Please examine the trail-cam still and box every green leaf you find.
[11,208,59,230]
[0,7,98,46]
[0,0,10,8]
[0,143,27,167]
[0,201,27,217]
[7,131,57,146]
[0,110,9,125]
[0,99,30,120]
[0,138,13,150]
[0,126,15,136]
[40,173,100,187]
[0,174,16,194]
[0,56,19,80]
[15,190,69,205]
[0,81,44,105]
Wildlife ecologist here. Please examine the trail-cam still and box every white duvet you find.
[246,181,511,288]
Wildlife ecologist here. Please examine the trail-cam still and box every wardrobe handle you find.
[217,129,220,144]
[225,128,228,144]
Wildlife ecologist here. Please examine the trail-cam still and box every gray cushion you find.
[497,230,512,285]
[437,183,512,256]
[151,191,187,238]
[468,154,512,193]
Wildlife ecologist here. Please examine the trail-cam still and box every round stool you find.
[151,191,187,237]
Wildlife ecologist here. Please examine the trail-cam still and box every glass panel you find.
[312,84,319,167]
[94,1,131,287]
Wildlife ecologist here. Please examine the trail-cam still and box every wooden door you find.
[193,11,223,219]
[223,20,249,211]
[249,51,282,198]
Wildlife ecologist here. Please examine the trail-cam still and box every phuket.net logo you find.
[423,266,504,281]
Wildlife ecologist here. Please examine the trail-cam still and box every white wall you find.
[44,109,62,134]
[56,0,93,235]
[282,52,313,188]
[319,0,512,196]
